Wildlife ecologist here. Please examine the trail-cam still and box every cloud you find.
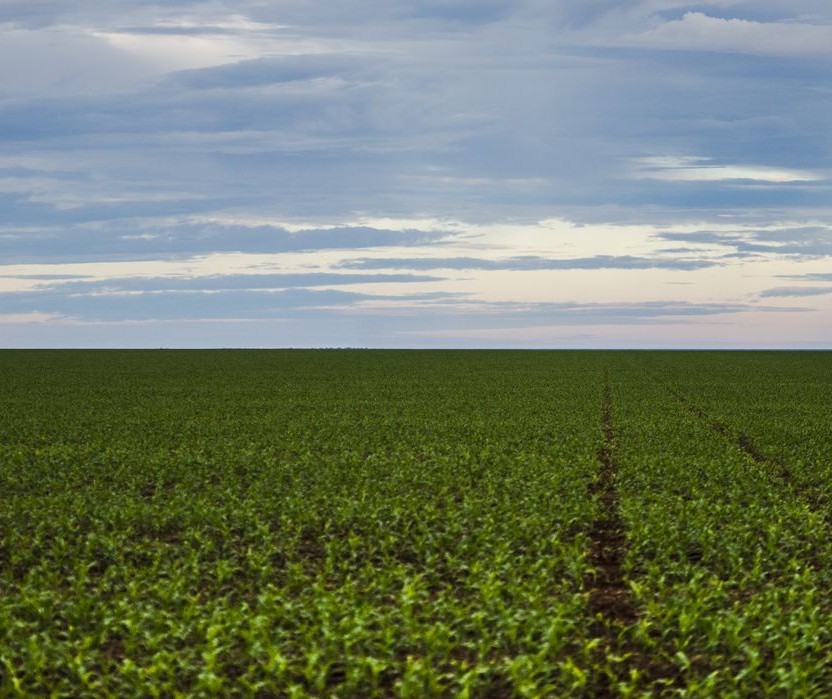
[761,270,832,297]
[164,54,365,90]
[0,284,794,325]
[338,254,716,271]
[0,222,450,263]
[29,272,444,294]
[0,311,60,324]
[656,225,832,259]
[470,299,781,321]
[759,285,832,297]
[91,31,262,73]
[777,272,832,282]
[0,29,159,95]
[633,156,824,183]
[423,1,516,23]
[1,2,832,347]
[621,12,832,57]
[2,3,831,225]
[0,286,395,322]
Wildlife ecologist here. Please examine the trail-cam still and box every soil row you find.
[584,374,638,696]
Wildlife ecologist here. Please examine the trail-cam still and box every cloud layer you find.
[1,1,831,347]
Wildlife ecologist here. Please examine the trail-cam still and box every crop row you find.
[2,350,831,697]
[1,351,606,696]
[648,351,832,515]
[609,363,832,695]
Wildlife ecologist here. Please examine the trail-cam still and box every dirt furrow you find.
[587,378,635,626]
[584,375,638,696]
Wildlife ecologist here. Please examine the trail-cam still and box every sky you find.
[1,0,831,348]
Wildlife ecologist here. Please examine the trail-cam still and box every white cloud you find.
[0,312,62,324]
[88,13,370,74]
[90,30,271,72]
[0,28,157,94]
[621,12,832,57]
[633,156,824,183]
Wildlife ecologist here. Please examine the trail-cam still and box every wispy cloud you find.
[0,222,450,263]
[338,254,716,271]
[777,272,832,282]
[1,1,831,346]
[0,283,798,325]
[655,225,832,259]
[759,286,832,298]
[633,156,824,184]
[620,12,832,58]
[25,272,444,294]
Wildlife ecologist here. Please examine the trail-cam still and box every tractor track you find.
[584,374,672,696]
[586,376,635,631]
[658,380,827,515]
[662,383,786,477]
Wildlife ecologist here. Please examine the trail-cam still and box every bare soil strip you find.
[585,375,639,696]
[588,377,636,626]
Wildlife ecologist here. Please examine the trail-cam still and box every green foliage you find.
[1,350,830,696]
[0,350,602,697]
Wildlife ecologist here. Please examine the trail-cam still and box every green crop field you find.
[1,350,831,697]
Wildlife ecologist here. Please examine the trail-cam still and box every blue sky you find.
[1,0,831,348]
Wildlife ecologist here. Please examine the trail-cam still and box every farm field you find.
[1,349,831,697]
